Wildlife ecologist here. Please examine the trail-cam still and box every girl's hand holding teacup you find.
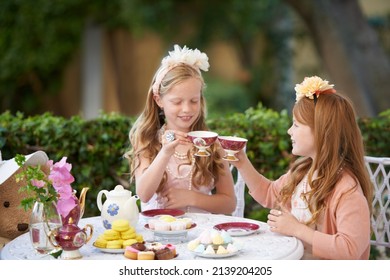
[161,130,192,154]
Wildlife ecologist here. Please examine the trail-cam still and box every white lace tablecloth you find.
[1,213,303,260]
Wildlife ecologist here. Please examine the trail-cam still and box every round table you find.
[1,213,303,260]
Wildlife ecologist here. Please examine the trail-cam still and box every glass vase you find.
[29,201,62,255]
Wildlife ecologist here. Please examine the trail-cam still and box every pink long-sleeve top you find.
[249,171,371,259]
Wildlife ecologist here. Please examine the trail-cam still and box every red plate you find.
[213,222,260,236]
[140,209,185,218]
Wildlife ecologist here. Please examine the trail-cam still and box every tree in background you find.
[0,0,388,117]
[285,0,390,116]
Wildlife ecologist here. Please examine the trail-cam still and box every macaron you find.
[121,227,136,239]
[106,239,123,249]
[94,238,108,248]
[112,219,130,232]
[122,238,138,248]
[103,229,121,240]
[135,233,144,243]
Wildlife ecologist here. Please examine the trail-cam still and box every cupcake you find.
[124,246,139,260]
[155,247,175,260]
[131,242,146,251]
[166,244,177,256]
[148,242,164,250]
[137,251,155,260]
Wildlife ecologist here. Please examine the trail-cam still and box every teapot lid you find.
[109,185,131,196]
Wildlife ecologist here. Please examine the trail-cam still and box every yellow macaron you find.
[106,240,123,249]
[121,227,136,239]
[135,233,144,243]
[112,219,130,232]
[122,238,138,248]
[103,229,121,240]
[94,238,108,248]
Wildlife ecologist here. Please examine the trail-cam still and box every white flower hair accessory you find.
[294,76,336,103]
[152,44,210,95]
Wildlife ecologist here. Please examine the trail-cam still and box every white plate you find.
[192,250,239,259]
[93,243,124,254]
[144,223,197,235]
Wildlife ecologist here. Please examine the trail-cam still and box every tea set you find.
[46,131,246,259]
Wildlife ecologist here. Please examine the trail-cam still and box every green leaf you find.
[49,249,63,259]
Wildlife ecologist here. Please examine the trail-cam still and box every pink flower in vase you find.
[47,157,77,218]
[16,154,82,223]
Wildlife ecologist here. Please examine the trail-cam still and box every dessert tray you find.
[144,223,197,235]
[213,222,260,236]
[140,209,185,218]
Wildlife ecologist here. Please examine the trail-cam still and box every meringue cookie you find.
[204,245,215,255]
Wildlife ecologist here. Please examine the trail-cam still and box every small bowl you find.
[218,136,247,161]
[187,131,218,156]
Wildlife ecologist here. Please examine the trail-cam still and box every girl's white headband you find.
[152,44,209,96]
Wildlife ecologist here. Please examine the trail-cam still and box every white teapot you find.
[96,185,139,229]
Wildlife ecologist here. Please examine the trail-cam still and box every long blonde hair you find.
[125,63,224,192]
[279,92,373,225]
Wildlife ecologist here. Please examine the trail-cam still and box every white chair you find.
[364,156,390,253]
[230,164,246,217]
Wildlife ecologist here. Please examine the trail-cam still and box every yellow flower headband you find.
[294,76,336,103]
[152,44,210,96]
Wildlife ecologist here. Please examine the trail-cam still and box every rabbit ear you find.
[0,151,49,185]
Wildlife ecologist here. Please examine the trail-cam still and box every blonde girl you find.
[126,45,236,214]
[232,76,372,259]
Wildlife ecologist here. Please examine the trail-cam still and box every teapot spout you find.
[124,195,140,227]
[78,187,89,219]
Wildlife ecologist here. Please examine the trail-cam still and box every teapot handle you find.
[47,229,61,249]
[96,190,109,211]
[82,224,94,244]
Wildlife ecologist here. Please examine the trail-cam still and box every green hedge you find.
[0,111,133,217]
[1,105,390,220]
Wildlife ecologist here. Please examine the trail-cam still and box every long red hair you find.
[279,93,372,225]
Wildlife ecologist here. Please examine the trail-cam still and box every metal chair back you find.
[364,156,390,249]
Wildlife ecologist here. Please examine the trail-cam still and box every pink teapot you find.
[49,217,93,260]
[97,185,139,229]
[49,187,93,259]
